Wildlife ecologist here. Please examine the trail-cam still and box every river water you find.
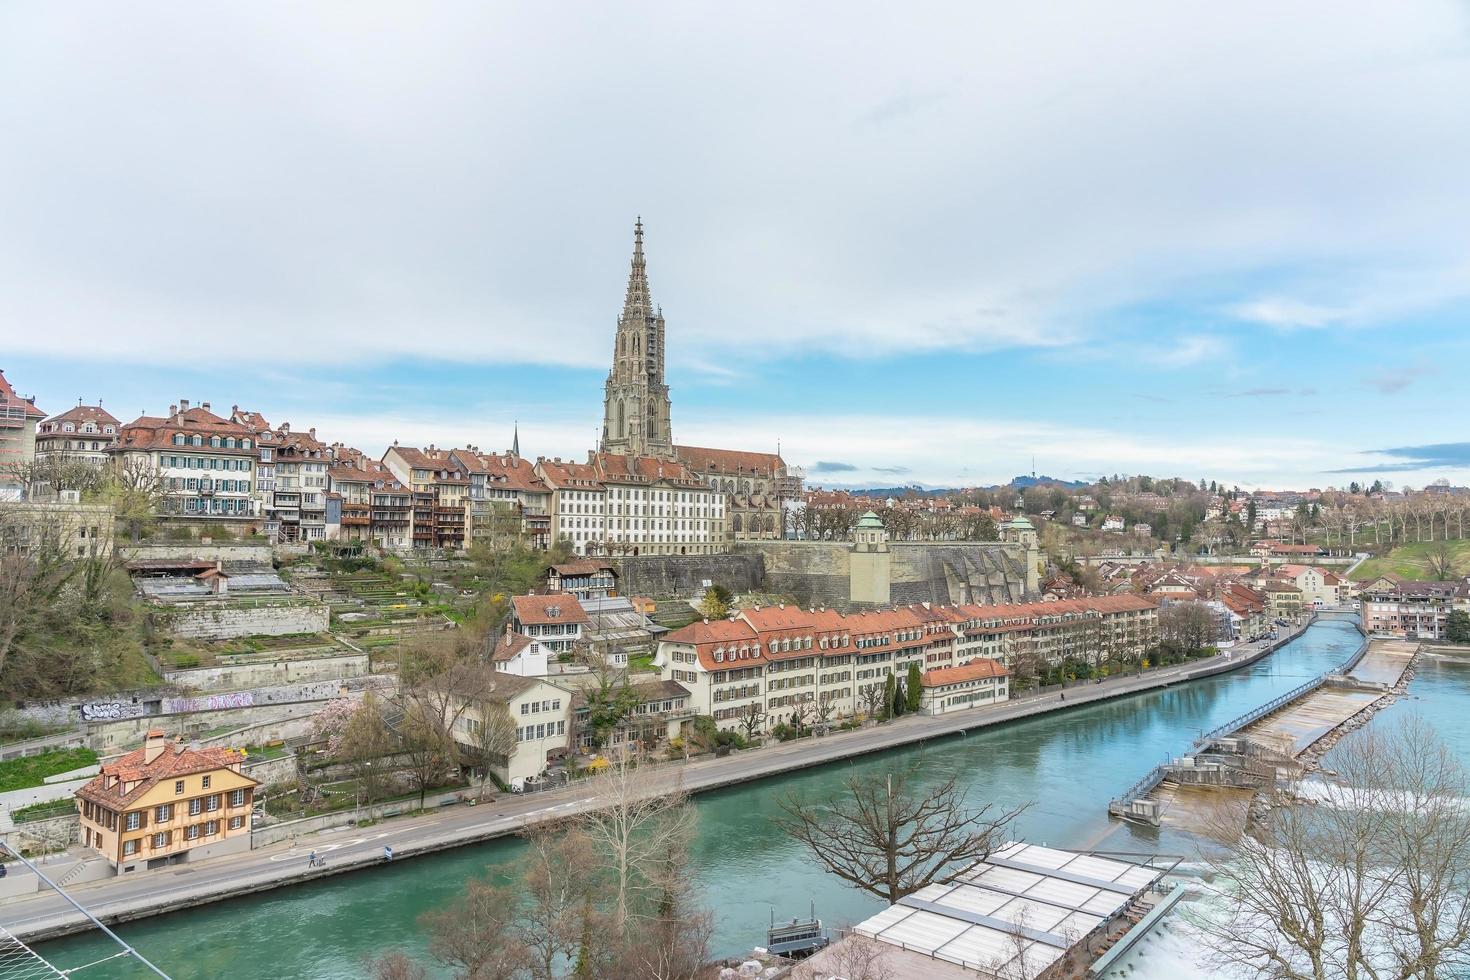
[39,621,1382,978]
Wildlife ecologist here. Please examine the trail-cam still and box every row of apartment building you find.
[654,594,1160,731]
[19,394,733,555]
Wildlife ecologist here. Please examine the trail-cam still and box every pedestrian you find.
[308,850,317,868]
[1059,692,1065,702]
[383,845,393,863]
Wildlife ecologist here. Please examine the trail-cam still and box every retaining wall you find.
[120,543,274,562]
[162,653,369,691]
[168,602,330,640]
[613,553,765,598]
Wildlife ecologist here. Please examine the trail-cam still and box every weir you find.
[1109,631,1418,827]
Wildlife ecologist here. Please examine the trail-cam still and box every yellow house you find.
[75,730,259,873]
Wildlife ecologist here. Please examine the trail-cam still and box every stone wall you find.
[888,542,1031,605]
[613,553,764,599]
[163,653,370,691]
[168,601,330,640]
[120,542,274,563]
[739,542,851,608]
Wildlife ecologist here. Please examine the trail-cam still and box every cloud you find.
[1329,442,1470,474]
[3,1,1470,370]
[1230,298,1345,330]
[1363,364,1432,395]
[1224,386,1290,398]
[811,461,860,474]
[1145,335,1230,368]
[873,466,911,475]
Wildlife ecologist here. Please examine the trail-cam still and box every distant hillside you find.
[1007,474,1090,490]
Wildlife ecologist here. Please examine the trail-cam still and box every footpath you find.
[0,623,1307,944]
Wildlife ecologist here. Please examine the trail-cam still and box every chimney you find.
[143,729,167,764]
[169,404,178,416]
[309,427,316,440]
[202,401,211,412]
[179,398,190,411]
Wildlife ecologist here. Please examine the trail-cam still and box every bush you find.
[172,654,201,669]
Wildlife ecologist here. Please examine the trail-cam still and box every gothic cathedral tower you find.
[600,219,675,460]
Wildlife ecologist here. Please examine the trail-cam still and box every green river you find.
[43,619,1467,979]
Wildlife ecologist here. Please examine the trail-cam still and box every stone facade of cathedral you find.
[598,221,802,541]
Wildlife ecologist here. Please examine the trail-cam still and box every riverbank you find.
[1,621,1310,944]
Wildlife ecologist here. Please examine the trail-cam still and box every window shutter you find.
[138,809,147,829]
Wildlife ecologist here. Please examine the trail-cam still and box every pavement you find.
[0,626,1301,943]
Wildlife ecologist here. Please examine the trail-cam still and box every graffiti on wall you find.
[163,692,256,714]
[79,701,151,722]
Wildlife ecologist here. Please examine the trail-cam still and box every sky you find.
[3,1,1470,491]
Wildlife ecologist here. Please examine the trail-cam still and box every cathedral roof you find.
[675,444,786,476]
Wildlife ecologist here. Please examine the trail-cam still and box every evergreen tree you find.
[906,663,923,712]
[882,674,896,721]
[1446,609,1470,644]
[892,680,905,717]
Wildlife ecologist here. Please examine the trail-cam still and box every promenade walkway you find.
[0,627,1302,944]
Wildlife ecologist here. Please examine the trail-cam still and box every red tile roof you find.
[40,404,120,429]
[921,658,1009,688]
[75,739,255,810]
[674,445,786,476]
[113,407,256,454]
[0,370,45,419]
[512,593,589,627]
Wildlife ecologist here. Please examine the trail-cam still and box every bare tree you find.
[777,769,1030,904]
[1198,716,1470,980]
[340,692,395,808]
[574,756,697,931]
[790,934,895,980]
[470,696,518,800]
[610,836,713,980]
[422,874,523,979]
[737,700,767,743]
[368,951,428,980]
[858,682,886,722]
[1426,540,1460,581]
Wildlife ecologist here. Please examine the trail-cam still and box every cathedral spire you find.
[511,420,520,458]
[622,216,653,321]
[601,218,674,460]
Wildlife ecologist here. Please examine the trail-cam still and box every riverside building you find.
[74,730,258,872]
[655,595,1159,733]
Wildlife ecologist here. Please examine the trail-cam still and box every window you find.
[185,825,200,840]
[155,804,173,822]
[152,832,170,849]
[189,798,202,816]
[205,820,219,835]
[229,789,245,807]
[124,839,139,856]
[173,434,185,445]
[229,816,245,830]
[125,812,141,831]
[205,794,220,811]
[202,775,211,789]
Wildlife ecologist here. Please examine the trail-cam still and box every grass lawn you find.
[0,747,100,793]
[1349,539,1470,581]
[628,653,658,673]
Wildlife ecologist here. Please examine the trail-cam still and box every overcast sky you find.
[4,2,1470,489]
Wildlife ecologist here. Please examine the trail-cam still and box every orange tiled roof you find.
[75,739,255,810]
[674,445,785,476]
[922,658,1009,687]
[512,593,589,627]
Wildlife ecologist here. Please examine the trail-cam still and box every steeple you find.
[601,218,674,460]
[511,421,520,458]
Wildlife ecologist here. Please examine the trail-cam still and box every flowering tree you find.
[309,698,358,757]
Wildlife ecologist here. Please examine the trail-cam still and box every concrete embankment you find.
[4,626,1308,943]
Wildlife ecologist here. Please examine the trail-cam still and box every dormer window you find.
[63,422,75,432]
[173,434,185,445]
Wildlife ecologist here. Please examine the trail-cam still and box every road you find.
[0,624,1303,943]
